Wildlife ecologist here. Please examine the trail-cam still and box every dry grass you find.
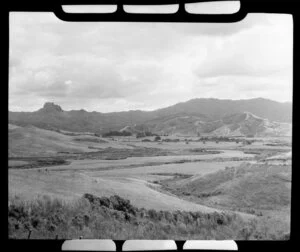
[9,124,137,158]
[156,162,291,237]
[159,162,291,208]
[9,193,288,240]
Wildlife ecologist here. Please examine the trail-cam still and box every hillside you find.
[126,111,291,137]
[9,98,292,137]
[162,162,291,211]
[154,98,292,123]
[158,161,291,236]
[208,112,291,137]
[8,123,111,157]
[9,102,153,134]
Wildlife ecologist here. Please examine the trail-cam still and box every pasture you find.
[8,124,292,239]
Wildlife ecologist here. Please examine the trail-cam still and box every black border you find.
[4,1,298,252]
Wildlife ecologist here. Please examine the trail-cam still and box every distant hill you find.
[9,98,292,137]
[128,111,291,137]
[154,98,292,123]
[9,102,153,134]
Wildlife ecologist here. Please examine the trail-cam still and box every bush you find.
[154,136,161,141]
[8,193,273,240]
[109,195,136,215]
[136,131,155,138]
[9,204,28,220]
[102,131,132,137]
[162,138,180,142]
[136,132,145,138]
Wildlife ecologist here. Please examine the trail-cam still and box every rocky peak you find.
[41,102,63,113]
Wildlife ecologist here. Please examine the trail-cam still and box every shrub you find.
[9,204,28,220]
[102,131,132,137]
[109,195,136,215]
[8,193,275,240]
[137,131,155,138]
[136,132,145,138]
[154,136,161,141]
[148,209,158,220]
[30,216,41,228]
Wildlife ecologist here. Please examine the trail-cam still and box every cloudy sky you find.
[9,12,293,112]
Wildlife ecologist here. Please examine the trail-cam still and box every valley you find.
[8,98,292,239]
[8,122,291,239]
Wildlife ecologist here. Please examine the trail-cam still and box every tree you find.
[154,136,161,141]
[102,131,132,137]
[136,132,145,138]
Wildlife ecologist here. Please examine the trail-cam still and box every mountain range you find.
[9,98,292,137]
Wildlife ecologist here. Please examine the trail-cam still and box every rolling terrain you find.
[8,133,291,239]
[155,160,291,237]
[8,97,292,239]
[8,123,127,158]
[139,111,291,137]
[9,98,292,136]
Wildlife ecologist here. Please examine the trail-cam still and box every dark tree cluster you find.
[136,131,157,138]
[102,131,132,137]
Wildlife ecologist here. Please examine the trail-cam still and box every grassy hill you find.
[130,111,291,137]
[8,124,109,158]
[155,161,291,238]
[154,98,292,123]
[9,98,292,136]
[160,162,291,212]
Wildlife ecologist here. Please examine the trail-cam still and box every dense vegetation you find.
[197,136,254,143]
[9,158,70,169]
[8,193,285,240]
[102,131,132,137]
[136,131,157,138]
[162,138,180,142]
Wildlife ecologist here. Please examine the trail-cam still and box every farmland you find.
[8,124,291,239]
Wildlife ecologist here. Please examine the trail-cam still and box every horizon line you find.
[9,96,292,114]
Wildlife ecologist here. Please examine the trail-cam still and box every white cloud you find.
[194,16,292,78]
[9,12,293,112]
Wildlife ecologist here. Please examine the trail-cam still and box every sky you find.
[9,12,293,112]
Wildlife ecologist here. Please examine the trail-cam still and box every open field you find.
[10,160,254,213]
[8,124,292,239]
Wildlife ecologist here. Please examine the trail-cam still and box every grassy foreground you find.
[8,193,288,240]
